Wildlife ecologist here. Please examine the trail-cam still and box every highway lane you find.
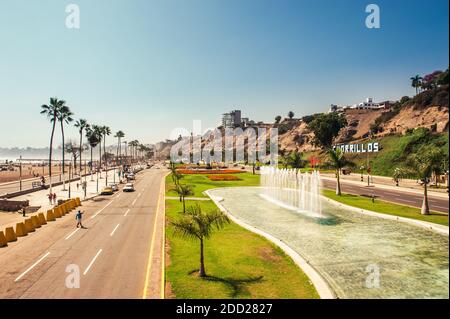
[0,167,167,299]
[322,179,449,214]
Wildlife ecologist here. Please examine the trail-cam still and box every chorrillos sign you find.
[333,142,380,153]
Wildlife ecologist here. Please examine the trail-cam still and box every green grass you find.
[322,189,449,226]
[166,172,260,198]
[165,199,319,299]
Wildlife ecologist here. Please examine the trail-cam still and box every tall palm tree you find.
[172,184,194,214]
[74,119,89,176]
[401,147,445,215]
[327,148,355,196]
[58,105,74,189]
[129,140,139,162]
[286,151,305,172]
[86,127,101,181]
[101,126,111,167]
[40,97,64,194]
[90,125,103,175]
[114,131,125,164]
[410,75,423,95]
[171,204,230,277]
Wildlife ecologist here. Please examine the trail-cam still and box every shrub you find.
[207,175,242,181]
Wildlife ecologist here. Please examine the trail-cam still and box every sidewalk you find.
[0,169,120,230]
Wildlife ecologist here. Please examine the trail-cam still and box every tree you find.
[400,146,445,215]
[86,127,101,180]
[74,119,89,176]
[171,204,230,277]
[275,115,282,124]
[286,151,304,172]
[114,131,125,163]
[58,105,74,181]
[288,111,294,119]
[40,97,64,194]
[410,75,423,95]
[327,148,355,196]
[90,125,103,173]
[101,126,111,170]
[172,184,194,214]
[308,112,347,149]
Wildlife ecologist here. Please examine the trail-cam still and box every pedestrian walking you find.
[47,193,52,204]
[75,210,84,228]
[53,193,57,205]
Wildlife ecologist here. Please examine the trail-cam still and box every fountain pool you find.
[208,186,449,298]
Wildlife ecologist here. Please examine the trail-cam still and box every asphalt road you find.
[322,179,449,214]
[0,167,167,299]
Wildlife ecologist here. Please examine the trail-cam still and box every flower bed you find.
[207,175,242,181]
[177,169,243,175]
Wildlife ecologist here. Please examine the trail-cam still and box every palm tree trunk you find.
[49,117,57,194]
[61,121,66,190]
[79,131,83,177]
[336,169,341,196]
[182,196,186,214]
[421,182,430,215]
[90,146,94,181]
[199,238,206,277]
[99,143,102,179]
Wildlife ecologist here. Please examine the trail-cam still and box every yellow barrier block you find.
[24,219,35,232]
[71,199,77,209]
[70,200,75,209]
[38,213,47,225]
[46,210,56,222]
[53,207,62,218]
[31,216,41,228]
[15,222,28,237]
[62,203,68,213]
[58,205,65,216]
[4,227,17,242]
[76,197,81,206]
[0,231,7,247]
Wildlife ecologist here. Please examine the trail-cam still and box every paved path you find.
[0,166,168,299]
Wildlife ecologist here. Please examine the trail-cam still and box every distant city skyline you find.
[0,0,448,148]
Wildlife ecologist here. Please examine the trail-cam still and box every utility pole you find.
[19,156,22,191]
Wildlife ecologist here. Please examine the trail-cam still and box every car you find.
[109,183,119,192]
[101,186,114,195]
[123,183,135,192]
[127,173,135,180]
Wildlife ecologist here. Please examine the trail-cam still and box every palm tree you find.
[90,125,103,175]
[288,111,295,119]
[172,184,194,214]
[58,105,74,189]
[169,162,183,186]
[86,127,101,181]
[129,140,140,162]
[286,151,304,172]
[74,119,89,176]
[114,131,125,164]
[401,147,446,215]
[327,148,355,196]
[410,75,423,95]
[171,204,230,277]
[275,115,282,124]
[40,97,64,194]
[101,126,111,168]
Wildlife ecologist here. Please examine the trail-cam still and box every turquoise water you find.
[209,187,449,299]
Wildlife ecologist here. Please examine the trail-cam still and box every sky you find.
[0,0,448,148]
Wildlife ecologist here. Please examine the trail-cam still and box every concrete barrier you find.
[46,210,56,222]
[53,207,62,218]
[58,205,65,216]
[38,213,47,225]
[0,231,7,247]
[31,216,41,228]
[76,197,81,206]
[4,227,17,242]
[15,222,28,237]
[24,219,35,232]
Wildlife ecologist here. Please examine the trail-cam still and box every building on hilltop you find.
[222,110,242,127]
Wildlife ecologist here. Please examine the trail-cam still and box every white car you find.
[123,183,135,192]
[109,183,119,192]
[127,173,135,180]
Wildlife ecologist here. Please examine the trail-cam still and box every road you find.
[0,166,167,299]
[322,178,449,214]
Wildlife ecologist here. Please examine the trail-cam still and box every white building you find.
[350,98,380,110]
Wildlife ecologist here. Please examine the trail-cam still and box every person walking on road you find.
[76,210,84,228]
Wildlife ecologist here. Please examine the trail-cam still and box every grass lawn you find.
[166,172,260,198]
[165,199,319,299]
[322,189,449,226]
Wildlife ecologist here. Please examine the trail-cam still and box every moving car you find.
[127,173,135,180]
[109,183,119,192]
[123,183,135,192]
[101,186,114,195]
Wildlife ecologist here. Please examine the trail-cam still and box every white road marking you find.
[116,193,122,198]
[132,198,137,206]
[394,198,416,204]
[65,228,80,240]
[90,200,114,219]
[124,209,130,217]
[110,224,120,237]
[137,193,142,198]
[15,252,50,282]
[83,249,102,275]
[432,205,449,210]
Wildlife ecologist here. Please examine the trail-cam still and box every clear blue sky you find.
[0,0,448,148]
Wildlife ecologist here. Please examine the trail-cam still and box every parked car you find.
[123,183,135,192]
[101,186,114,195]
[127,173,135,180]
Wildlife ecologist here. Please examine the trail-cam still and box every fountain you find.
[260,166,323,218]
